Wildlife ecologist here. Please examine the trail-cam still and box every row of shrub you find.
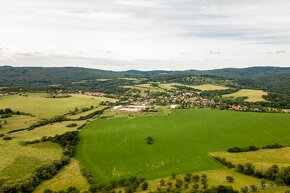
[28,115,69,130]
[212,156,235,168]
[0,156,70,193]
[227,143,285,153]
[78,108,109,120]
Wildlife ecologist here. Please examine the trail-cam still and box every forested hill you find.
[1,66,290,95]
[192,67,290,95]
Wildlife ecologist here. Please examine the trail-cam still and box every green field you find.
[77,109,290,182]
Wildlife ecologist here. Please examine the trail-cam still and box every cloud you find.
[209,50,220,55]
[275,50,287,54]
[0,0,290,70]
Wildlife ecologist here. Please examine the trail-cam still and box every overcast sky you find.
[0,0,290,70]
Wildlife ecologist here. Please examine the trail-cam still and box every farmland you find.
[77,109,290,182]
[223,89,267,102]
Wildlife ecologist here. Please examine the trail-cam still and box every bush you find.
[3,136,12,140]
[213,156,235,168]
[141,181,149,190]
[66,123,78,127]
[171,172,176,179]
[192,175,200,183]
[1,114,12,119]
[250,184,258,192]
[146,136,154,145]
[262,143,285,149]
[228,145,259,153]
[175,179,183,189]
[184,173,192,182]
[226,176,234,183]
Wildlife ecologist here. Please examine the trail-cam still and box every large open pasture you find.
[77,109,290,182]
[0,93,111,119]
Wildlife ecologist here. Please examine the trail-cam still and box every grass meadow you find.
[77,109,290,182]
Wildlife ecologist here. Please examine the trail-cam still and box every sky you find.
[0,0,290,71]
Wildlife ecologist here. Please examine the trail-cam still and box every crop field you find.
[0,93,111,119]
[223,89,267,102]
[77,109,290,182]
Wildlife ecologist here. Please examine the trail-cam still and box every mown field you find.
[223,89,267,102]
[0,93,112,119]
[77,109,290,182]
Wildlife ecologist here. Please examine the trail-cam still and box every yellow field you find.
[33,159,89,193]
[191,84,229,91]
[0,93,115,119]
[210,147,290,171]
[223,89,267,102]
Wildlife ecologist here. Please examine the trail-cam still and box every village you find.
[82,89,277,113]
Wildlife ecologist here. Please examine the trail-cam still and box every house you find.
[171,104,178,109]
[83,92,105,97]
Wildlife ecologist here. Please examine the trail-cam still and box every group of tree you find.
[88,176,148,193]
